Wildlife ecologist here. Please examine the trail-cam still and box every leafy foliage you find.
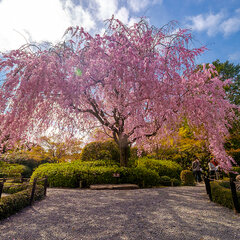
[211,181,240,210]
[0,185,44,220]
[3,182,29,194]
[180,170,195,186]
[31,162,160,188]
[159,176,171,186]
[212,59,240,105]
[81,140,120,164]
[150,119,211,169]
[0,162,30,178]
[212,60,240,166]
[38,136,82,163]
[137,157,182,179]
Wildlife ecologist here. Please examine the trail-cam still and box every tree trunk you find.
[119,134,129,167]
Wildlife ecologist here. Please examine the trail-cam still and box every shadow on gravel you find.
[0,186,239,240]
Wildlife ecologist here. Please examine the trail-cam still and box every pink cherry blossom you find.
[0,17,236,168]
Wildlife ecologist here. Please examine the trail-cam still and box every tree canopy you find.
[212,60,240,166]
[0,17,236,168]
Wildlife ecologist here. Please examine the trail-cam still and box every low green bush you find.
[180,170,195,186]
[3,183,29,194]
[219,181,230,189]
[0,185,44,220]
[171,178,181,186]
[211,181,240,210]
[31,162,160,188]
[159,176,171,186]
[137,157,182,179]
[0,163,28,178]
[80,160,118,167]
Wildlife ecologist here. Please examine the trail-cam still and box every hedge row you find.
[0,163,31,178]
[3,183,29,194]
[210,181,240,210]
[0,185,44,220]
[31,162,161,188]
[137,157,182,179]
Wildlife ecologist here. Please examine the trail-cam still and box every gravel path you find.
[0,184,239,240]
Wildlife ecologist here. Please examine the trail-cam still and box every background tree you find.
[38,136,82,162]
[146,119,210,170]
[0,17,236,168]
[212,60,240,105]
[212,60,240,165]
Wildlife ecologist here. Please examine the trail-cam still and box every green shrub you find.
[211,181,240,210]
[1,153,50,175]
[180,170,195,186]
[31,162,160,188]
[0,163,28,178]
[0,185,44,220]
[159,176,171,186]
[31,163,81,188]
[81,140,120,164]
[80,160,118,167]
[219,181,230,189]
[137,157,182,179]
[3,183,29,194]
[171,178,181,186]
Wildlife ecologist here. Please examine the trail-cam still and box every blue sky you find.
[0,0,239,64]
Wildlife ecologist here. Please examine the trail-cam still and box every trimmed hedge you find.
[137,157,182,179]
[0,185,44,220]
[3,183,29,194]
[210,181,240,210]
[0,163,30,178]
[180,170,195,186]
[31,162,160,188]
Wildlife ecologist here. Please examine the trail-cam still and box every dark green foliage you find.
[212,59,240,105]
[137,157,182,179]
[31,162,160,188]
[210,181,240,210]
[127,146,139,167]
[31,163,81,188]
[180,170,195,186]
[171,178,181,186]
[212,60,240,165]
[81,140,120,164]
[80,160,118,167]
[159,176,171,186]
[233,167,240,174]
[0,163,29,178]
[1,152,49,174]
[3,183,29,194]
[0,185,44,220]
[219,181,230,189]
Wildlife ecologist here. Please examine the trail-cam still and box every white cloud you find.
[187,10,240,37]
[221,16,240,36]
[0,0,96,51]
[128,0,149,12]
[63,0,96,31]
[95,0,118,20]
[128,0,162,13]
[115,7,129,24]
[187,12,224,36]
[0,0,145,52]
